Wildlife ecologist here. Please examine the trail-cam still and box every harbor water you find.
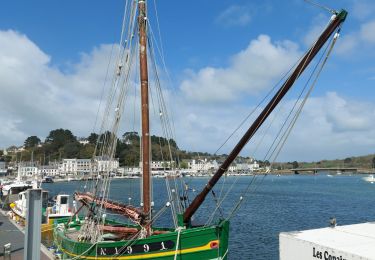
[42,174,375,259]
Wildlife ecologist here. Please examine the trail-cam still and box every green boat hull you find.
[54,219,229,259]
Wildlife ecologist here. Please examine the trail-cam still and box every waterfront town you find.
[0,146,262,180]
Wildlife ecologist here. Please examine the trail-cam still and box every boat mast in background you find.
[183,9,348,224]
[138,0,152,235]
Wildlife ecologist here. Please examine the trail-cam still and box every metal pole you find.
[24,189,42,260]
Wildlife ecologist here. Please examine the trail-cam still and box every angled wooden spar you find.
[183,10,348,224]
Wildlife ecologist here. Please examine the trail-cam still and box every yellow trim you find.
[61,240,219,259]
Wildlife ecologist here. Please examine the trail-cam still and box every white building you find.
[139,161,173,170]
[188,159,219,172]
[18,166,39,178]
[76,159,91,174]
[249,161,260,171]
[59,159,93,175]
[227,161,260,172]
[93,156,119,173]
[78,138,89,145]
[39,165,60,176]
[60,159,77,175]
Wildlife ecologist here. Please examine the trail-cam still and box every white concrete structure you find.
[280,222,375,260]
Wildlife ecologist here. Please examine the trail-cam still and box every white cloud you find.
[280,92,375,161]
[334,19,375,55]
[360,20,375,44]
[0,30,113,148]
[1,29,375,162]
[171,89,375,162]
[352,0,375,20]
[215,5,252,27]
[302,14,329,47]
[180,35,301,103]
[335,33,359,55]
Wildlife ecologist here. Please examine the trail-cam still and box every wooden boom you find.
[183,9,348,224]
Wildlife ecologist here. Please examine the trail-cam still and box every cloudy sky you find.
[0,0,375,162]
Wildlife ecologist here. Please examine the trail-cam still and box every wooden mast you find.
[183,10,348,224]
[138,0,151,235]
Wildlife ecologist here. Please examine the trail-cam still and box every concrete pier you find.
[0,209,52,260]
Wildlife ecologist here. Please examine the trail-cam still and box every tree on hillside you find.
[63,142,81,158]
[24,136,41,148]
[372,156,375,169]
[87,133,99,144]
[344,157,352,164]
[45,129,77,148]
[292,161,299,168]
[180,161,188,169]
[79,144,95,159]
[98,131,116,145]
[122,132,139,145]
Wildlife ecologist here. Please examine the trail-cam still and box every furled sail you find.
[74,192,146,224]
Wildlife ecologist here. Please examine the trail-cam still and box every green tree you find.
[24,136,41,148]
[87,133,99,144]
[344,157,352,164]
[45,129,77,149]
[63,142,81,158]
[372,156,375,169]
[180,161,188,169]
[292,161,299,168]
[122,132,139,145]
[79,144,95,159]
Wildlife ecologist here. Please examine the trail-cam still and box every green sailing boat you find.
[53,1,347,259]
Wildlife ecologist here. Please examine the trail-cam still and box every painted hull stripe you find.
[61,240,220,259]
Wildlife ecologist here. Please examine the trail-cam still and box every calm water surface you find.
[42,174,375,259]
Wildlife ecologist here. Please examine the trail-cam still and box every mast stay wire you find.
[147,31,181,224]
[213,47,314,206]
[217,13,334,204]
[147,18,185,214]
[80,0,140,240]
[207,18,340,224]
[225,27,341,222]
[304,0,337,14]
[148,0,215,212]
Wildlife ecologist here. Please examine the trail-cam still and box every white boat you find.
[47,194,73,219]
[362,174,375,183]
[10,192,73,221]
[1,180,38,207]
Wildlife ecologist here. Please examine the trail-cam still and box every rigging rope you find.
[224,27,341,222]
[206,18,341,224]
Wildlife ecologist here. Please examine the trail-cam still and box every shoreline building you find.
[93,156,119,173]
[188,159,219,172]
[17,162,39,179]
